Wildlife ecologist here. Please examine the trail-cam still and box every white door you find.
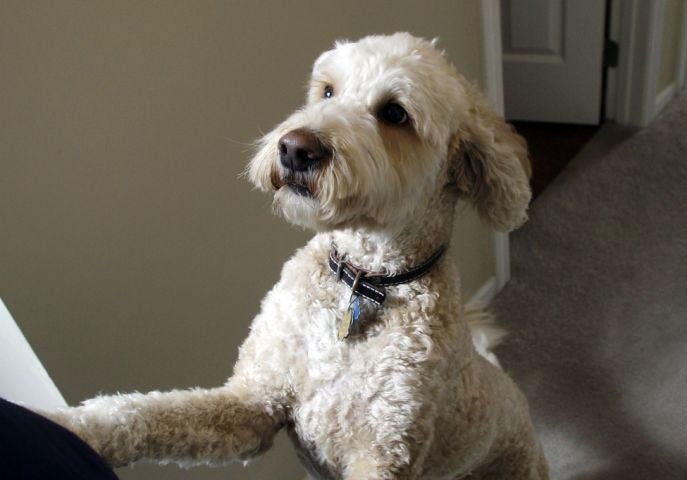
[501,0,606,124]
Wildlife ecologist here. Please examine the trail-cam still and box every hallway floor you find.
[493,94,687,479]
[512,121,600,199]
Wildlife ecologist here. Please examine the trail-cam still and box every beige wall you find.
[0,1,494,479]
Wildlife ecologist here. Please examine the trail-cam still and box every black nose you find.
[278,129,330,172]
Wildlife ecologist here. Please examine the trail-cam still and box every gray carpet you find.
[493,93,687,480]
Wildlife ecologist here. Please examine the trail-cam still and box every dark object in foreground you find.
[0,398,118,480]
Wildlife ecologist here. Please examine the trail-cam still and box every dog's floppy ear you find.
[450,85,532,231]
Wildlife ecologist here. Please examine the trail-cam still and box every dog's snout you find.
[278,129,330,172]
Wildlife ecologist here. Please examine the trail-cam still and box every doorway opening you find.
[511,121,599,200]
[501,0,609,199]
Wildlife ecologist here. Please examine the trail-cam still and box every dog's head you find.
[248,33,530,232]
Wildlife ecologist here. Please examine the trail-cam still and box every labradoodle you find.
[45,33,548,479]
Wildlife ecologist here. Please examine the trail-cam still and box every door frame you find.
[481,0,687,299]
[481,0,511,296]
[607,0,687,126]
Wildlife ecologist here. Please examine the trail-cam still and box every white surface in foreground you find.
[0,298,67,409]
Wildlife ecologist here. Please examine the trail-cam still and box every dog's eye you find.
[323,86,334,99]
[379,102,409,126]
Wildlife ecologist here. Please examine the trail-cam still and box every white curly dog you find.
[46,33,548,479]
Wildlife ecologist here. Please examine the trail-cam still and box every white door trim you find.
[481,0,512,292]
[677,0,687,89]
[643,1,666,125]
[609,0,686,126]
[482,0,505,116]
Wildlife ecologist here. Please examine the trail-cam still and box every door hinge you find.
[604,39,619,68]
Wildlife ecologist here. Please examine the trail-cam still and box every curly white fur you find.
[43,33,547,479]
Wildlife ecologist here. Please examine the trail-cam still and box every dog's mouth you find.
[286,181,312,197]
[270,168,316,198]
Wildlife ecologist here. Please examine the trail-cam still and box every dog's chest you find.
[273,244,445,477]
[289,337,385,479]
[277,261,396,476]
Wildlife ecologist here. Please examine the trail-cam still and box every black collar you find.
[328,245,447,305]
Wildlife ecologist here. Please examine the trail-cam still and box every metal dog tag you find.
[338,270,364,341]
[338,307,353,341]
[338,295,362,341]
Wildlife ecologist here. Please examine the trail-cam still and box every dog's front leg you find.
[341,373,438,480]
[345,457,419,480]
[43,382,286,468]
[341,409,435,480]
[40,299,296,469]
